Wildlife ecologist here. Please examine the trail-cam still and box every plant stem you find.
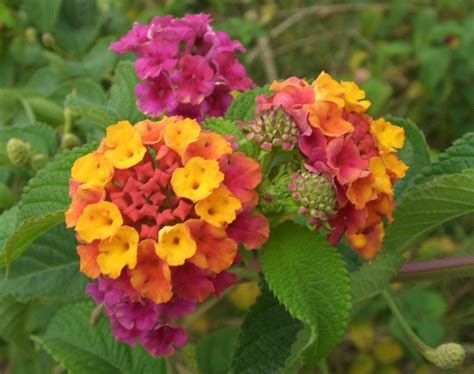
[395,255,474,283]
[382,290,431,355]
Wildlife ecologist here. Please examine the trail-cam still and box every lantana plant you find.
[1,13,472,373]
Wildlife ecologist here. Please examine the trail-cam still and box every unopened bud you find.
[425,343,465,370]
[241,108,299,152]
[61,133,80,150]
[41,33,55,48]
[25,27,38,42]
[289,171,336,226]
[7,138,31,166]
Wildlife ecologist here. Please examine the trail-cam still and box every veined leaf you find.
[38,302,167,374]
[0,223,86,302]
[108,61,145,124]
[196,327,239,374]
[230,283,303,373]
[415,131,474,185]
[351,170,474,309]
[0,144,95,267]
[261,223,351,363]
[225,86,269,122]
[0,123,58,156]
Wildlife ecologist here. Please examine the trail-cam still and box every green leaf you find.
[0,123,58,156]
[66,95,117,128]
[0,206,19,253]
[196,327,239,374]
[415,131,474,185]
[38,302,167,374]
[261,223,351,363]
[230,283,303,373]
[225,87,269,122]
[418,47,451,89]
[26,96,64,127]
[108,61,145,124]
[351,170,474,309]
[55,0,100,55]
[0,145,95,267]
[362,78,393,115]
[0,296,31,350]
[0,223,86,302]
[24,0,62,32]
[385,116,430,200]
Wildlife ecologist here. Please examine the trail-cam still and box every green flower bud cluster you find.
[426,343,465,370]
[242,108,298,152]
[7,138,31,167]
[288,171,336,227]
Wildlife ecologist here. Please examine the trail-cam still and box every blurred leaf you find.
[25,0,62,33]
[415,131,474,185]
[0,123,58,156]
[38,302,167,374]
[386,117,430,200]
[360,6,382,38]
[55,0,100,55]
[362,78,392,115]
[261,223,351,363]
[351,170,474,310]
[0,144,95,267]
[26,96,64,126]
[25,67,60,96]
[413,8,437,50]
[0,223,86,302]
[65,95,116,128]
[0,2,15,28]
[418,47,450,90]
[50,78,106,105]
[230,283,303,373]
[0,296,31,351]
[108,61,144,123]
[196,327,239,374]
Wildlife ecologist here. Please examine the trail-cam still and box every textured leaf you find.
[196,327,239,374]
[261,223,351,363]
[0,145,95,266]
[386,116,430,200]
[230,283,303,374]
[0,224,86,302]
[0,296,31,350]
[38,302,166,374]
[66,95,117,128]
[0,123,58,156]
[108,61,145,124]
[415,131,474,185]
[225,87,269,122]
[0,206,19,258]
[351,170,474,309]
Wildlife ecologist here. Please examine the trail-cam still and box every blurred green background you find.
[0,0,473,373]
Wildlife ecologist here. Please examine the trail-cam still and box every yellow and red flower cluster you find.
[66,117,269,305]
[257,72,408,259]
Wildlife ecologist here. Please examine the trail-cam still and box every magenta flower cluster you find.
[109,14,253,121]
[86,275,196,356]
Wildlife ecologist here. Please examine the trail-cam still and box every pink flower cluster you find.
[110,14,253,121]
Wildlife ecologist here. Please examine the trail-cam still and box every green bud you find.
[7,138,31,166]
[30,153,50,171]
[41,33,55,48]
[25,27,38,42]
[425,343,465,369]
[61,133,81,150]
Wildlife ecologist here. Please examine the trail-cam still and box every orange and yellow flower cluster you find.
[66,117,268,354]
[257,72,408,259]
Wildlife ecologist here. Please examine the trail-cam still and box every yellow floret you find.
[71,152,113,189]
[155,223,197,266]
[163,118,201,156]
[104,121,146,169]
[195,187,242,227]
[76,201,123,243]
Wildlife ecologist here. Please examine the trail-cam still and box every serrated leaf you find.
[230,283,303,374]
[0,123,58,156]
[38,302,167,374]
[66,95,117,128]
[108,61,145,124]
[225,87,269,122]
[0,223,86,302]
[386,116,430,200]
[196,327,239,374]
[261,223,351,363]
[415,131,474,185]
[351,170,474,309]
[0,145,95,267]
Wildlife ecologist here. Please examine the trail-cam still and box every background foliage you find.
[0,0,473,373]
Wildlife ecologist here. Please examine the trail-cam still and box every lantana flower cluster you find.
[66,118,268,355]
[109,14,253,121]
[255,72,408,259]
